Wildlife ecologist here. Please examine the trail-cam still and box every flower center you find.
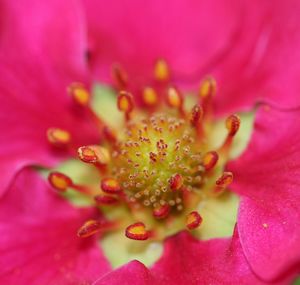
[47,62,242,245]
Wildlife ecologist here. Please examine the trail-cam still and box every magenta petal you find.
[151,230,273,285]
[0,0,88,75]
[0,55,100,197]
[94,260,153,285]
[229,107,300,280]
[82,0,241,90]
[214,0,300,114]
[0,0,100,197]
[0,168,111,284]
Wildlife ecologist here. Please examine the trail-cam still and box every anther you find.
[215,172,233,193]
[48,172,72,192]
[112,64,128,89]
[125,222,150,240]
[190,104,203,127]
[154,59,170,81]
[94,195,119,205]
[47,128,71,147]
[143,87,158,106]
[186,211,202,230]
[78,145,110,165]
[226,114,241,136]
[77,220,102,238]
[153,204,170,219]
[167,87,183,111]
[203,151,219,171]
[199,76,216,98]
[169,174,183,191]
[68,82,90,106]
[117,91,134,120]
[101,178,122,194]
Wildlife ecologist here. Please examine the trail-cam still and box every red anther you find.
[101,178,122,194]
[47,128,71,147]
[149,152,157,162]
[48,172,72,192]
[190,104,203,126]
[143,87,158,106]
[125,222,150,240]
[226,114,240,136]
[153,204,170,219]
[77,220,102,238]
[94,195,118,205]
[112,64,128,89]
[68,82,90,106]
[199,76,216,99]
[167,87,183,110]
[154,59,170,81]
[186,211,202,230]
[169,174,183,191]
[203,151,219,171]
[215,172,233,193]
[78,145,110,165]
[117,91,134,114]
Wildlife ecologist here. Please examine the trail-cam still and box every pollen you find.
[68,82,90,106]
[199,76,216,98]
[78,145,110,165]
[48,172,72,192]
[154,59,170,81]
[101,178,121,194]
[186,211,202,230]
[77,220,102,238]
[143,87,158,106]
[47,128,71,146]
[125,222,150,240]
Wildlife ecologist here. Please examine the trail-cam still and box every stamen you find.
[78,145,110,165]
[94,195,119,205]
[48,171,92,195]
[48,172,72,192]
[199,76,216,99]
[101,178,122,194]
[226,114,241,137]
[125,222,150,240]
[153,204,170,219]
[47,128,71,147]
[169,174,183,191]
[154,59,169,81]
[186,211,202,230]
[190,104,203,127]
[117,91,134,120]
[68,82,90,106]
[112,64,128,89]
[203,151,219,171]
[77,220,102,238]
[167,87,183,111]
[215,172,233,194]
[143,87,158,106]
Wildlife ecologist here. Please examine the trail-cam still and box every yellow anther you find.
[154,59,170,81]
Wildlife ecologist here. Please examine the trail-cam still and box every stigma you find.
[48,60,241,241]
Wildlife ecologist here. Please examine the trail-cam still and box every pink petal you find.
[94,260,154,285]
[150,230,274,285]
[0,168,111,284]
[229,106,300,280]
[0,0,88,76]
[95,230,293,284]
[82,0,241,92]
[0,0,101,196]
[214,0,300,114]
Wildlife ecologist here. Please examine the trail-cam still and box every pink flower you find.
[0,0,300,284]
